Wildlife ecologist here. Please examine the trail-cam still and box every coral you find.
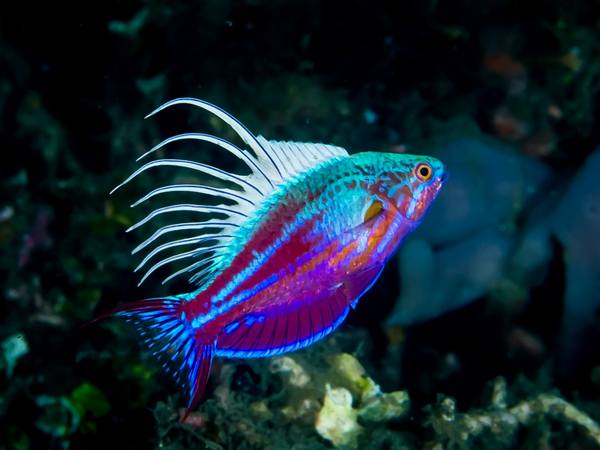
[315,384,363,448]
[358,390,410,423]
[330,353,381,402]
[427,377,600,449]
[269,356,311,388]
[270,353,410,449]
[151,349,411,450]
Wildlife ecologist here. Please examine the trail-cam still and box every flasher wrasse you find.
[109,98,446,414]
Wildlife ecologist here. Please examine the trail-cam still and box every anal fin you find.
[216,263,385,357]
[348,263,385,309]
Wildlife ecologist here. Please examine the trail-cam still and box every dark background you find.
[1,1,600,449]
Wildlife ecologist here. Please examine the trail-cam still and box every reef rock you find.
[550,149,600,373]
[388,137,552,326]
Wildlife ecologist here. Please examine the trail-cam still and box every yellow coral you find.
[315,384,363,449]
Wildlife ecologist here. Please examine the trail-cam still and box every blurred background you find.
[1,1,600,449]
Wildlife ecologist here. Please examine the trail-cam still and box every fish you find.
[109,97,446,415]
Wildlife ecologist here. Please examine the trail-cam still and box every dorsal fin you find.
[256,137,349,180]
[112,98,350,287]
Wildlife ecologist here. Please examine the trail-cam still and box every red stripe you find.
[226,214,321,303]
[190,193,307,302]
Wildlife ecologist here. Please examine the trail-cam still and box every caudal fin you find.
[113,297,215,415]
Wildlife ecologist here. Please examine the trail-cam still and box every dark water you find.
[1,1,600,449]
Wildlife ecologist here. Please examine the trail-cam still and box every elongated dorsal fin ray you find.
[115,98,351,287]
[134,233,232,272]
[131,184,256,208]
[128,204,247,233]
[133,221,237,255]
[136,132,274,191]
[162,256,221,286]
[145,98,284,181]
[138,245,227,286]
[111,159,264,197]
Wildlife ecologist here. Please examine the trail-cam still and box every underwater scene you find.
[2,1,600,449]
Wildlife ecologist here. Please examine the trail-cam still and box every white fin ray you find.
[256,137,348,180]
[188,261,220,284]
[162,256,221,285]
[133,220,237,255]
[115,98,350,287]
[137,132,274,191]
[138,245,227,287]
[134,233,233,273]
[145,98,284,181]
[131,184,256,208]
[128,204,247,233]
[111,159,264,197]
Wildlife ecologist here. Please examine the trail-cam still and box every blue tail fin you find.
[113,297,215,416]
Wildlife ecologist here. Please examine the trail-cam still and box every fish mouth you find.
[405,175,446,222]
[434,174,446,194]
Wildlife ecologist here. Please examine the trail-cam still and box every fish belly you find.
[214,254,384,358]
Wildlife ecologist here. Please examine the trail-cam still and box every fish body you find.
[110,98,445,412]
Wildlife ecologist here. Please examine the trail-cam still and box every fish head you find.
[373,153,447,224]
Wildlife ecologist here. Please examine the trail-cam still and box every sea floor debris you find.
[427,377,600,449]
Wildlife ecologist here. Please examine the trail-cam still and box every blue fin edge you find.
[113,297,215,415]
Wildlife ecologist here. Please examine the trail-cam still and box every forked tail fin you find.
[113,297,215,417]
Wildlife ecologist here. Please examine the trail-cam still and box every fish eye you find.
[415,163,433,182]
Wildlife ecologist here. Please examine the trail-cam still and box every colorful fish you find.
[109,98,446,414]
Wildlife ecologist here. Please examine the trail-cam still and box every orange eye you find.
[415,163,433,182]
